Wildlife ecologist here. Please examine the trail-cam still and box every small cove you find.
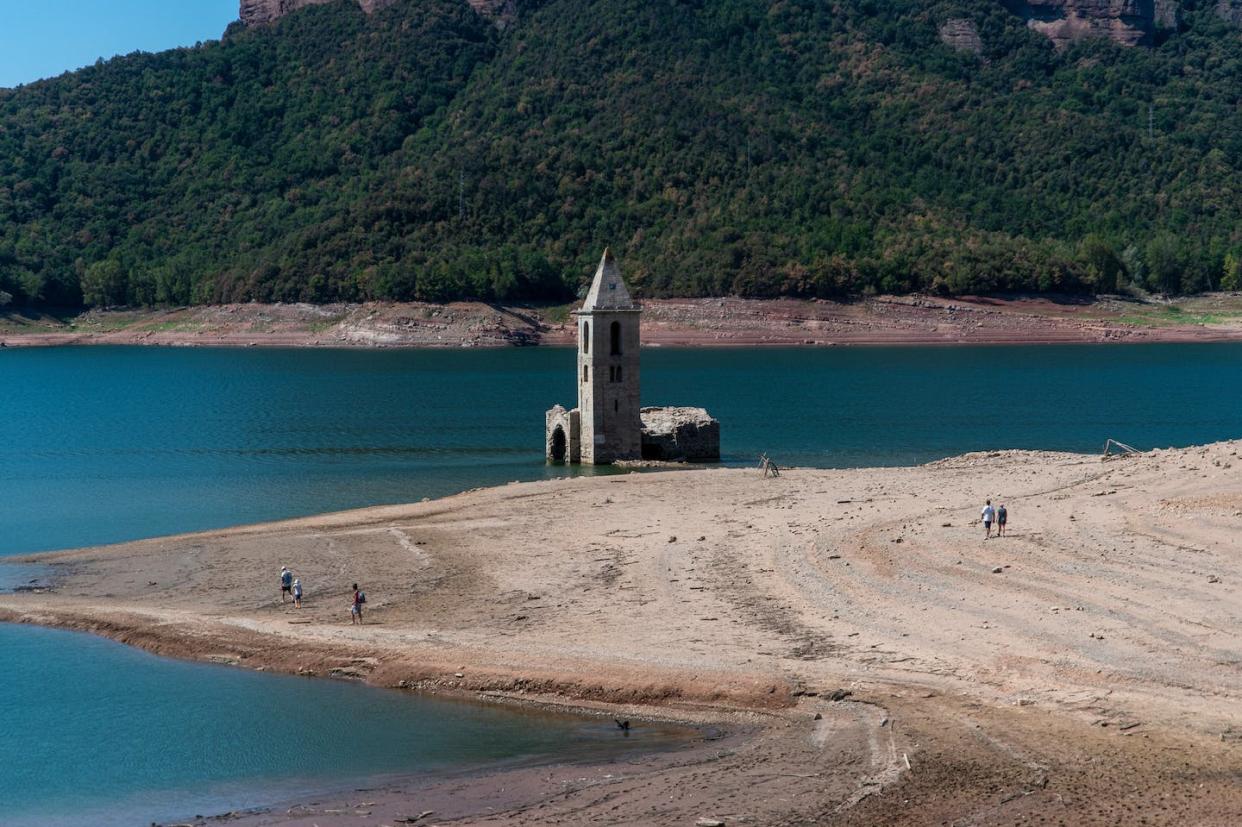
[0,623,687,827]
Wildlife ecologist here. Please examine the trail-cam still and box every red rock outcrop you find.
[1218,0,1242,26]
[1001,0,1179,47]
[939,18,985,54]
[464,0,516,18]
[241,0,378,27]
[240,0,513,27]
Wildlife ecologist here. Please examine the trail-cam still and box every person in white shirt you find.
[981,499,995,539]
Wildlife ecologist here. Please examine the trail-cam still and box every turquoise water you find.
[2,344,1241,556]
[0,624,678,827]
[1,343,1240,824]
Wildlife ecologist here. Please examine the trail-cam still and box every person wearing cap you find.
[280,567,293,603]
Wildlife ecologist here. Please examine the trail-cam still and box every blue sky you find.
[0,0,238,88]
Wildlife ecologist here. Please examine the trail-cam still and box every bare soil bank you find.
[4,293,1242,348]
[4,442,1242,824]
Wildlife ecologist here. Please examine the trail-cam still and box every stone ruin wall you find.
[545,405,580,464]
[640,407,720,462]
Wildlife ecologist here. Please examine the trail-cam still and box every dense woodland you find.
[0,0,1239,308]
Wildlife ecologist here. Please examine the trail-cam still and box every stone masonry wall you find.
[640,407,720,462]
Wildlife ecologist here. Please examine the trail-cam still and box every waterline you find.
[3,344,1241,555]
[0,623,686,827]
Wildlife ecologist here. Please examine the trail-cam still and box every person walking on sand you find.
[997,503,1008,537]
[350,583,366,624]
[280,566,293,603]
[981,499,995,539]
[292,578,303,609]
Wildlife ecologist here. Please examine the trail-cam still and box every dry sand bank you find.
[3,442,1242,824]
[3,293,1242,348]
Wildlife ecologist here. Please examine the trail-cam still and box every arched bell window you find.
[610,321,621,355]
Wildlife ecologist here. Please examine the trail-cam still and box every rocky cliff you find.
[1001,0,1179,47]
[239,0,392,27]
[1218,0,1242,26]
[241,0,1202,47]
[240,0,513,26]
[939,19,985,54]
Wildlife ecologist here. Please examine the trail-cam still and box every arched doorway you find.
[550,425,567,462]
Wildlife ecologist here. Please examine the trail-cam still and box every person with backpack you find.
[351,583,366,624]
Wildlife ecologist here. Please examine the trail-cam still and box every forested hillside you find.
[1,0,1239,308]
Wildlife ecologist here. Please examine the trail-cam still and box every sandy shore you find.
[4,442,1242,824]
[3,293,1242,349]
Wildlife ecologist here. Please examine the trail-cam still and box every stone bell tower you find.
[545,249,718,466]
[575,248,642,464]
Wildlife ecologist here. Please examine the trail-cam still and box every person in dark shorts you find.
[280,566,293,602]
[981,499,995,539]
[997,504,1008,537]
[351,583,366,624]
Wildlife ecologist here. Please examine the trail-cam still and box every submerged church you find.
[545,250,720,465]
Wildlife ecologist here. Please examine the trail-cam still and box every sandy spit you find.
[3,442,1242,824]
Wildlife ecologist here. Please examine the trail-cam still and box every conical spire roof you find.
[579,248,638,312]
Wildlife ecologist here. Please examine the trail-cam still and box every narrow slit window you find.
[582,364,589,383]
[610,321,621,355]
[614,399,619,412]
[615,366,623,382]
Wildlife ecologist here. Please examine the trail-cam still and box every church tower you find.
[575,249,642,464]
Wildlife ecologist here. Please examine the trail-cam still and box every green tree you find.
[1119,246,1146,290]
[80,259,128,308]
[1222,253,1241,292]
[1078,235,1125,294]
[1144,235,1182,296]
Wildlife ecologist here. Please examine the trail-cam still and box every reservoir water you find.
[2,344,1241,557]
[2,343,1241,823]
[0,624,681,827]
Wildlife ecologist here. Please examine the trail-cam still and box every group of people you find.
[279,567,366,623]
[980,499,1008,538]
